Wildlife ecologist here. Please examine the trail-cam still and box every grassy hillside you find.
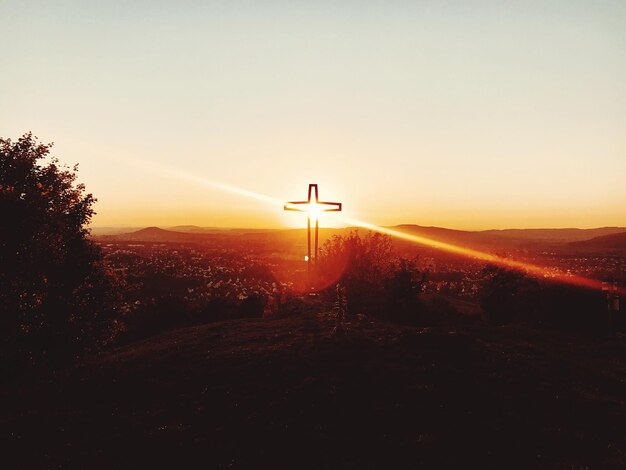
[2,312,626,468]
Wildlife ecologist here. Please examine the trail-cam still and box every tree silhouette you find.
[383,258,425,315]
[318,231,394,314]
[479,265,607,333]
[0,133,117,370]
[479,266,539,325]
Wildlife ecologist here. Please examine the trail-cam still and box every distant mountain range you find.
[92,224,626,253]
[103,227,205,242]
[569,231,626,250]
[481,227,626,242]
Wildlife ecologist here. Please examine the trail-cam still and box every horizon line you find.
[88,223,626,232]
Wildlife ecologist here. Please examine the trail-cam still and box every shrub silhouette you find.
[317,231,393,314]
[480,266,606,334]
[533,283,607,334]
[238,293,266,318]
[480,266,539,325]
[382,258,429,324]
[318,231,433,323]
[0,133,117,370]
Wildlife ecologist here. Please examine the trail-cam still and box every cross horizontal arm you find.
[317,201,342,212]
[284,201,310,212]
[283,201,342,212]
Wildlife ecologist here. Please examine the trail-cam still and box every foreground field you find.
[3,312,626,468]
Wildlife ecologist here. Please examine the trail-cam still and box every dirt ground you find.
[2,311,626,468]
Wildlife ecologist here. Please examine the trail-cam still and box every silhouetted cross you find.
[284,184,342,281]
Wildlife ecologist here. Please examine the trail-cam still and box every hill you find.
[168,225,276,234]
[481,227,626,242]
[103,226,205,243]
[570,231,626,251]
[88,226,140,236]
[3,312,626,468]
[168,225,216,233]
[393,224,506,248]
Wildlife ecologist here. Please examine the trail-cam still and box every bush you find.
[317,232,437,324]
[238,294,266,318]
[480,266,540,325]
[533,283,607,334]
[317,231,393,314]
[480,266,607,334]
[119,293,268,343]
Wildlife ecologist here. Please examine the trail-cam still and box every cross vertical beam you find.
[284,184,342,287]
[307,213,311,277]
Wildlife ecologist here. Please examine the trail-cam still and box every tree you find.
[479,265,607,334]
[238,293,266,318]
[479,266,539,325]
[0,133,117,370]
[383,258,425,317]
[317,231,394,314]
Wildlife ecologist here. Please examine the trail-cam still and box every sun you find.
[307,202,323,221]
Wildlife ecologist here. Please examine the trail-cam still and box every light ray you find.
[118,156,620,294]
[124,157,285,206]
[340,217,613,293]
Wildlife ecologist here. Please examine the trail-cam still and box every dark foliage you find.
[0,133,118,371]
[533,283,607,334]
[382,258,429,324]
[318,231,438,324]
[119,292,268,343]
[317,231,393,314]
[238,293,266,318]
[480,266,540,325]
[480,266,607,334]
[275,292,325,317]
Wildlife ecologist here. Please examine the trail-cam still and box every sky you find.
[1,0,625,230]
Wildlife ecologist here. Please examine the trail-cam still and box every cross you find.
[284,184,342,282]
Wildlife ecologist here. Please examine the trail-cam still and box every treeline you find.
[480,266,609,334]
[316,231,452,325]
[316,231,613,335]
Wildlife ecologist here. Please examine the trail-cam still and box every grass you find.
[2,310,626,468]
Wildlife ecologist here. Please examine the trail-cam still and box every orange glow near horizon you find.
[113,157,622,295]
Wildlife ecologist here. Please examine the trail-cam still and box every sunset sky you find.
[1,1,624,230]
